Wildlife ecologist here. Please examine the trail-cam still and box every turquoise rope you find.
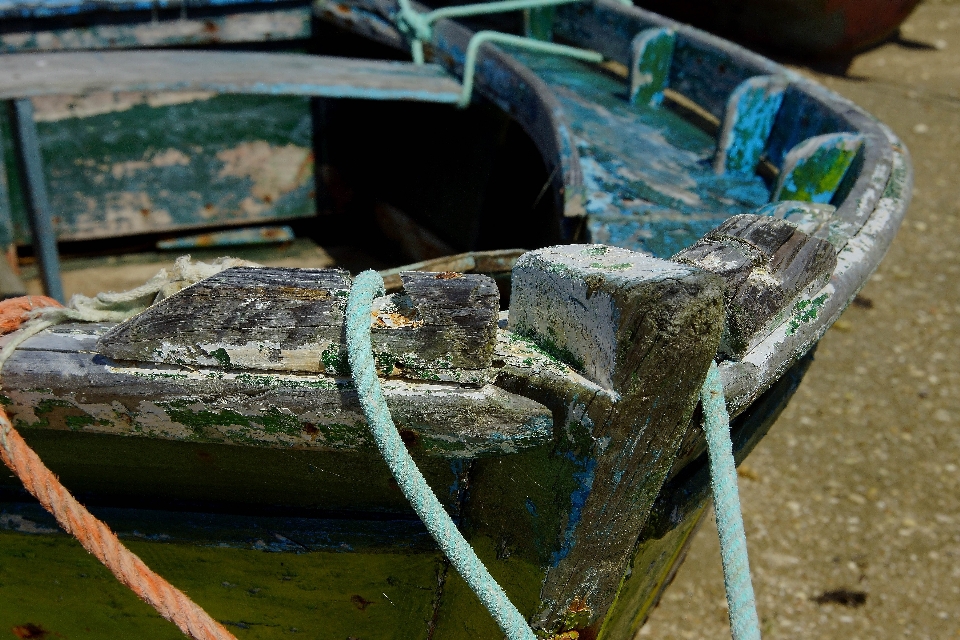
[458,31,603,107]
[395,0,585,64]
[347,270,757,640]
[701,362,762,640]
[346,271,537,640]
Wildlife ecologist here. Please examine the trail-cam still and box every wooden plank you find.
[98,266,500,383]
[773,132,864,203]
[756,200,839,244]
[501,243,724,632]
[629,28,675,107]
[0,322,553,459]
[0,51,463,104]
[0,0,290,20]
[714,75,787,175]
[673,214,837,359]
[0,8,311,53]
[6,99,63,301]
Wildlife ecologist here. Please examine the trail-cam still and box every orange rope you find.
[0,297,237,640]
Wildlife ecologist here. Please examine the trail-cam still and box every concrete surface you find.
[640,2,960,638]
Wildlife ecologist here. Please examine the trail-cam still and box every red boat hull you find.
[636,0,922,57]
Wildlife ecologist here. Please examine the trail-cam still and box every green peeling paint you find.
[787,294,828,334]
[208,348,232,368]
[0,529,442,640]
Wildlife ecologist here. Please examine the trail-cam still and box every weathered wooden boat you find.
[633,0,922,58]
[0,0,910,637]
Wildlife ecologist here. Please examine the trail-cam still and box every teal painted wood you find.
[0,109,13,249]
[6,99,63,300]
[12,94,315,244]
[714,75,787,175]
[524,5,556,41]
[629,28,674,107]
[156,225,295,250]
[773,132,864,203]
[0,51,463,103]
[505,49,770,257]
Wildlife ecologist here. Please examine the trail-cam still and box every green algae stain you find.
[787,294,829,335]
[589,262,632,271]
[321,345,349,376]
[64,415,96,431]
[430,534,545,640]
[208,348,231,368]
[0,529,441,639]
[513,326,585,373]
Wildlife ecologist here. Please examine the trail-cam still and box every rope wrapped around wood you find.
[345,269,537,640]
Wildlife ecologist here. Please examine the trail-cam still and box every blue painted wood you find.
[506,50,770,257]
[629,28,675,107]
[773,132,864,204]
[714,75,787,175]
[7,99,63,301]
[0,0,289,19]
[764,85,850,168]
[754,200,837,235]
[0,118,14,249]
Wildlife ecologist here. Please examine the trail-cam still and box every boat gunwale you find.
[315,0,911,416]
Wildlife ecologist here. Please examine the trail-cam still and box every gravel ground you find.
[640,2,960,638]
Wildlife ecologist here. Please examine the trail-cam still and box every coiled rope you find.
[345,270,537,640]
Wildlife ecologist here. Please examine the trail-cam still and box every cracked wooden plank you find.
[98,267,500,384]
[0,322,551,459]
[674,214,837,359]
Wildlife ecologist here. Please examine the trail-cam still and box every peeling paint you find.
[216,141,313,205]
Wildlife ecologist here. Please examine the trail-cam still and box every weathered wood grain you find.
[714,75,787,175]
[0,51,462,103]
[673,214,837,359]
[629,28,675,107]
[756,200,840,245]
[501,243,724,633]
[98,267,500,383]
[1,322,551,459]
[773,132,864,203]
[0,8,311,53]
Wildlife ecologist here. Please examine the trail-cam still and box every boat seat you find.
[0,50,463,103]
[510,50,771,258]
[0,50,464,300]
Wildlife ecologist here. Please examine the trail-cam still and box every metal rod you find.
[7,99,64,302]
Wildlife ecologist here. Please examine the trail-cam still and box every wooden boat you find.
[0,0,910,638]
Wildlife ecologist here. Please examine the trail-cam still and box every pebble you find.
[914,123,929,134]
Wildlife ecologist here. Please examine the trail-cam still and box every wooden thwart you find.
[99,267,500,383]
[0,51,463,103]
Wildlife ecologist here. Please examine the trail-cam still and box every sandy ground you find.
[640,2,960,638]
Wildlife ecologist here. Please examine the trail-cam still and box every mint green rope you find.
[702,362,762,640]
[395,0,585,64]
[346,270,758,640]
[345,270,537,640]
[458,31,602,107]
